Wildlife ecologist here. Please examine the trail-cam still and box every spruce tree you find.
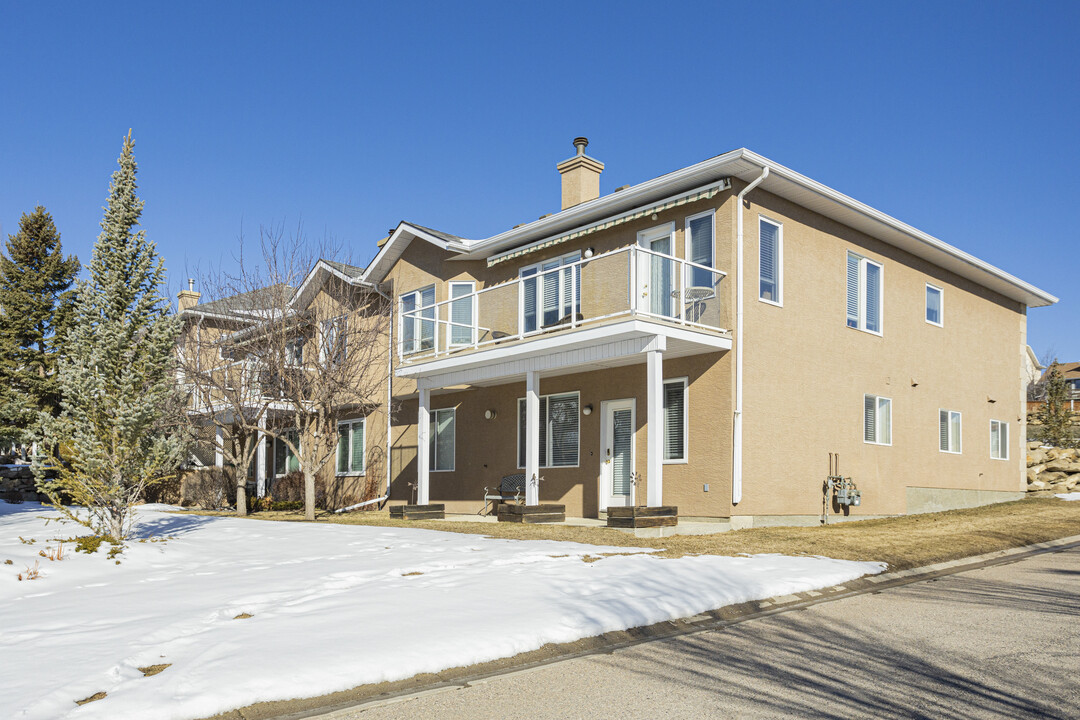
[1036,363,1076,448]
[0,207,79,446]
[38,131,185,540]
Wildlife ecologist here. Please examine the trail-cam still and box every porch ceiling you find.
[397,319,731,390]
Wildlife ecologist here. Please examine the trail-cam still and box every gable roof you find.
[362,148,1056,308]
[184,284,293,322]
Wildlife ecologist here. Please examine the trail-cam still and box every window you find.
[449,282,475,346]
[273,431,300,476]
[320,315,347,364]
[401,285,435,355]
[847,252,883,334]
[863,394,892,445]
[939,410,962,453]
[429,408,456,471]
[926,284,943,326]
[685,211,715,291]
[285,337,305,367]
[664,378,687,462]
[759,217,783,305]
[336,418,365,474]
[517,392,579,468]
[990,420,1009,460]
[637,224,676,317]
[520,252,580,333]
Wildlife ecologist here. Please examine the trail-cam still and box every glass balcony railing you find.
[398,245,727,362]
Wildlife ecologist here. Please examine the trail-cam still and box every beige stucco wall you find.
[736,183,1027,518]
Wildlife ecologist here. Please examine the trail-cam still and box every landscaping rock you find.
[1045,460,1080,474]
[1027,480,1048,492]
[1040,472,1067,485]
[1027,450,1048,466]
[1028,441,1044,451]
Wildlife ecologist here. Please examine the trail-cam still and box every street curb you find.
[262,533,1080,720]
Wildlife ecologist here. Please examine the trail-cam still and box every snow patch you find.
[0,503,883,719]
[1054,492,1080,501]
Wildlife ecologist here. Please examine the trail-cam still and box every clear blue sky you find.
[1,1,1077,360]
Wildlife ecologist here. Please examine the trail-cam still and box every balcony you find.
[397,244,728,367]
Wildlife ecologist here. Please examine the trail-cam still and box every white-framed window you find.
[448,281,476,346]
[401,285,435,355]
[320,315,347,364]
[430,408,456,472]
[517,391,580,468]
[336,418,365,475]
[863,394,892,445]
[685,210,716,292]
[925,283,943,326]
[759,217,783,305]
[990,420,1009,461]
[939,409,962,454]
[273,430,300,477]
[663,378,688,462]
[520,252,581,333]
[285,337,305,367]
[846,251,883,334]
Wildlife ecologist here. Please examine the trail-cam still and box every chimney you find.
[556,137,604,210]
[177,278,201,313]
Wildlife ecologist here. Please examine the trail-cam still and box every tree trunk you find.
[304,470,315,521]
[236,477,248,517]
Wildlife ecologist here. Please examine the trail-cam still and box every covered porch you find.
[398,319,731,518]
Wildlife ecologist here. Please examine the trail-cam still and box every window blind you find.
[939,410,950,451]
[926,285,942,324]
[450,284,473,345]
[351,420,364,472]
[865,262,881,333]
[688,214,713,288]
[337,425,349,473]
[419,286,435,350]
[760,220,778,301]
[612,408,633,495]
[846,253,860,328]
[865,395,877,443]
[664,381,686,460]
[548,394,579,466]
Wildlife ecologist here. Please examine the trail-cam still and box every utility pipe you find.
[333,494,389,513]
[732,166,769,506]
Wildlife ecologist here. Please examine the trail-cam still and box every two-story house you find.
[363,140,1056,525]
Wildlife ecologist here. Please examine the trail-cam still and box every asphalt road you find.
[333,546,1080,719]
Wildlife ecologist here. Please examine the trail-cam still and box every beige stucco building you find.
[182,141,1057,526]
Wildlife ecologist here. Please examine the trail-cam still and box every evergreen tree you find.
[0,207,79,446]
[38,131,185,540]
[1036,363,1076,448]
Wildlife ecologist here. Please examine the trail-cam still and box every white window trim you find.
[637,222,676,249]
[319,315,347,364]
[516,391,581,469]
[758,216,783,307]
[940,409,962,454]
[684,209,716,278]
[518,251,581,337]
[429,407,456,472]
[990,419,1009,461]
[863,394,892,446]
[925,283,944,327]
[663,377,689,464]
[447,281,477,347]
[336,418,366,476]
[848,251,884,336]
[400,284,436,355]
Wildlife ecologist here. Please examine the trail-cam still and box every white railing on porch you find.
[397,245,727,361]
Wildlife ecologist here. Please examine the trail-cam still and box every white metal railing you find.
[397,244,727,362]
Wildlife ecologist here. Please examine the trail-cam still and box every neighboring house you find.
[1023,345,1045,395]
[365,141,1056,524]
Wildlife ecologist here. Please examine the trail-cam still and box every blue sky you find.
[1,1,1077,360]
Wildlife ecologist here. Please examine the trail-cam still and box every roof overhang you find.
[292,259,375,310]
[361,221,472,284]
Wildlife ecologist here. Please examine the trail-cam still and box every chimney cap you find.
[573,137,589,155]
[188,278,195,292]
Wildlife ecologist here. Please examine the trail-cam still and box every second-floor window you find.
[685,210,715,291]
[521,252,580,333]
[759,217,782,305]
[401,285,435,355]
[285,337,305,367]
[926,284,943,326]
[847,251,882,334]
[449,281,475,346]
[320,315,347,364]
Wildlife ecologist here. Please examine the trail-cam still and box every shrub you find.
[181,468,233,510]
[270,471,327,509]
[143,474,181,505]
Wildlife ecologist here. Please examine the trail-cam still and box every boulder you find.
[1027,480,1048,492]
[1028,463,1047,476]
[1066,474,1080,489]
[1040,472,1067,485]
[1027,450,1049,466]
[1045,460,1080,474]
[1028,441,1044,451]
[1027,468,1042,484]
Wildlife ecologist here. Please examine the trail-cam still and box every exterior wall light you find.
[582,404,593,416]
[584,247,595,258]
[484,409,497,420]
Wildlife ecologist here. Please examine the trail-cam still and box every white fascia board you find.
[180,308,259,324]
[290,260,376,310]
[361,222,472,284]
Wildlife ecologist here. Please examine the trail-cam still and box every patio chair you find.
[481,473,526,514]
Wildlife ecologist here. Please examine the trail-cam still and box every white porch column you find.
[417,388,431,505]
[646,348,664,507]
[255,414,267,498]
[525,370,540,506]
[214,426,224,469]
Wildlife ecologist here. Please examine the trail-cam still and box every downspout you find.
[733,165,769,506]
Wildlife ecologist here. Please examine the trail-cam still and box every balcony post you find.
[646,347,664,507]
[417,388,430,505]
[525,370,540,506]
[214,425,224,469]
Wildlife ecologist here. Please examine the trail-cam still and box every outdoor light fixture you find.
[584,247,595,258]
[650,213,658,221]
[484,409,497,420]
[582,404,593,416]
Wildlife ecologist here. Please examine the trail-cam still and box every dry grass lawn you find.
[185,495,1080,570]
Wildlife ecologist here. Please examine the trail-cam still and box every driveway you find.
[335,546,1080,719]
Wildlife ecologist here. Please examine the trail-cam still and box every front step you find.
[606,505,679,529]
[389,503,445,521]
[497,503,566,524]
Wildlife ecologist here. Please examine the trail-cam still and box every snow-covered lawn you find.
[1055,492,1080,501]
[1,503,883,720]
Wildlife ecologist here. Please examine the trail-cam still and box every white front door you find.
[600,399,635,510]
[637,225,675,318]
